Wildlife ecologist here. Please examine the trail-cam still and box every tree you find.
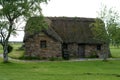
[0,0,49,62]
[98,5,120,47]
[91,18,109,42]
[91,5,120,60]
[93,5,120,60]
[91,18,110,61]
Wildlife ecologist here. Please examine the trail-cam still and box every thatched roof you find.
[43,27,63,42]
[24,17,104,44]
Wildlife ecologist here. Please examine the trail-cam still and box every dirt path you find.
[0,54,3,58]
[0,54,22,62]
[0,54,120,62]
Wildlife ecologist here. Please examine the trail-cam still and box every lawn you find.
[0,44,3,54]
[110,46,120,58]
[0,60,120,80]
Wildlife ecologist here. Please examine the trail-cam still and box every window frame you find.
[96,45,101,50]
[40,40,47,48]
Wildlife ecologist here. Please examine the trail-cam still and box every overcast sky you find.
[41,0,120,17]
[9,0,120,42]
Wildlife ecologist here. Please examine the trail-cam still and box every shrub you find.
[49,56,56,61]
[8,44,13,53]
[49,57,63,61]
[18,44,25,50]
[19,56,41,60]
[86,51,98,58]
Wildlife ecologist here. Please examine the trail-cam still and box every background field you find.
[110,46,120,58]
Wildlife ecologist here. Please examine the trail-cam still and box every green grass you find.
[9,50,24,59]
[6,43,24,59]
[0,45,3,54]
[0,60,120,80]
[110,46,120,58]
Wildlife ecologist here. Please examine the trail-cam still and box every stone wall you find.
[25,32,62,59]
[67,43,78,58]
[25,33,104,59]
[85,45,97,57]
[68,44,102,58]
[98,44,110,58]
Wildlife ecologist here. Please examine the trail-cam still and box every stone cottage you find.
[24,17,109,59]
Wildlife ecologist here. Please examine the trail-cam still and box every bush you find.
[49,57,56,61]
[19,56,41,60]
[62,53,70,60]
[18,44,25,50]
[8,44,13,53]
[49,57,63,61]
[87,51,98,58]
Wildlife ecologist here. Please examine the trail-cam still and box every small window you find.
[40,40,47,48]
[97,45,101,50]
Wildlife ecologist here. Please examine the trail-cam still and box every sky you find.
[9,0,120,42]
[41,0,120,17]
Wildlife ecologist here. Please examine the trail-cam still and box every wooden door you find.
[62,43,69,60]
[78,44,85,58]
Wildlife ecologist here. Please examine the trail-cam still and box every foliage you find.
[8,50,24,59]
[19,56,41,60]
[7,44,13,53]
[98,5,120,47]
[110,46,120,58]
[25,16,49,35]
[90,18,111,61]
[87,50,98,58]
[111,27,120,47]
[0,0,49,62]
[91,5,120,60]
[0,60,120,80]
[8,43,24,59]
[0,0,48,18]
[90,18,109,43]
[49,57,63,61]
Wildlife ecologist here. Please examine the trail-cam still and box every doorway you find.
[62,43,69,60]
[78,44,85,58]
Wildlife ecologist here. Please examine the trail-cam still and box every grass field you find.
[110,46,120,58]
[0,60,120,80]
